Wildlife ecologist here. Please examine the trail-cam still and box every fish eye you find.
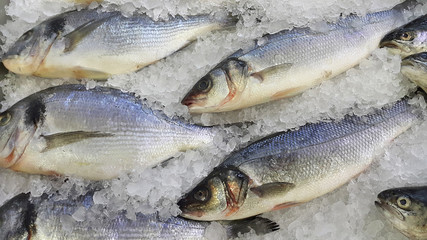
[400,31,414,41]
[197,78,212,92]
[419,53,427,60]
[20,30,34,42]
[193,187,210,202]
[0,112,11,126]
[397,196,411,209]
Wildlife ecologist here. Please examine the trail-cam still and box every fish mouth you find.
[380,41,400,49]
[401,59,416,67]
[181,97,206,108]
[375,199,405,221]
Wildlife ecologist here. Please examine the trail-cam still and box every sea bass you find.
[401,52,427,92]
[0,192,279,239]
[0,84,215,180]
[181,1,416,113]
[376,186,427,240]
[381,14,427,58]
[2,9,236,79]
[178,98,422,220]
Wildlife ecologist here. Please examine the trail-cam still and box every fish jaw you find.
[0,125,35,169]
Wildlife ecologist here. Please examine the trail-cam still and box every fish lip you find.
[401,59,416,67]
[375,199,405,221]
[181,97,207,108]
[380,41,399,49]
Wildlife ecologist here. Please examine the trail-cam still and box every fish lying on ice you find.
[376,186,427,240]
[181,0,416,113]
[401,52,427,92]
[0,192,279,239]
[2,9,237,79]
[178,98,422,220]
[0,84,215,180]
[381,14,427,58]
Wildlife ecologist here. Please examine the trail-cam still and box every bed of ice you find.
[1,0,427,239]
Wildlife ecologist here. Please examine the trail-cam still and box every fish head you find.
[181,59,249,113]
[0,99,41,169]
[0,193,33,240]
[380,15,427,58]
[2,16,65,75]
[401,52,427,90]
[375,187,427,239]
[178,167,249,220]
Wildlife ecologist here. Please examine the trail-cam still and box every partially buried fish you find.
[2,9,236,79]
[0,84,215,180]
[178,97,423,220]
[401,52,427,92]
[376,186,427,240]
[380,14,427,58]
[181,0,416,113]
[0,192,279,239]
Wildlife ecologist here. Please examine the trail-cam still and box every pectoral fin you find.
[63,16,113,53]
[251,63,293,82]
[41,131,113,152]
[250,182,295,198]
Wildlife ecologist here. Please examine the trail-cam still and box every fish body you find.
[0,192,279,239]
[376,186,427,240]
[380,14,427,58]
[182,1,413,113]
[0,84,214,180]
[2,9,236,79]
[178,98,422,220]
[401,52,427,92]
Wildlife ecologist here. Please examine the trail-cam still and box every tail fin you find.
[213,12,239,29]
[222,216,280,238]
[393,0,419,12]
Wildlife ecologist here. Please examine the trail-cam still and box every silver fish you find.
[181,1,416,113]
[380,14,427,58]
[178,98,422,220]
[401,52,427,92]
[376,186,427,240]
[2,9,236,79]
[0,192,279,239]
[0,84,215,180]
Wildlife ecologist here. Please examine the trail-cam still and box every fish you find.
[178,98,422,220]
[380,14,427,58]
[0,84,215,180]
[181,0,417,113]
[401,52,427,92]
[2,9,236,79]
[0,192,279,239]
[375,186,427,240]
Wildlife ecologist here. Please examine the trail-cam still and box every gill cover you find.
[181,58,249,113]
[2,14,66,75]
[178,167,249,220]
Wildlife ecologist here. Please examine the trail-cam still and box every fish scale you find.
[0,192,279,239]
[179,97,423,220]
[0,85,215,180]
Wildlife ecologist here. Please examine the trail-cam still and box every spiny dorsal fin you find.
[250,182,295,198]
[222,216,280,238]
[41,131,113,152]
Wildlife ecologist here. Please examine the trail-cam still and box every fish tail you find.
[393,0,419,12]
[213,12,239,29]
[222,216,280,238]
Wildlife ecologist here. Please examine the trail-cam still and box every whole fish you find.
[0,192,279,239]
[401,52,427,92]
[2,9,236,79]
[376,186,427,240]
[380,14,427,58]
[178,98,422,220]
[0,84,215,180]
[181,1,416,113]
